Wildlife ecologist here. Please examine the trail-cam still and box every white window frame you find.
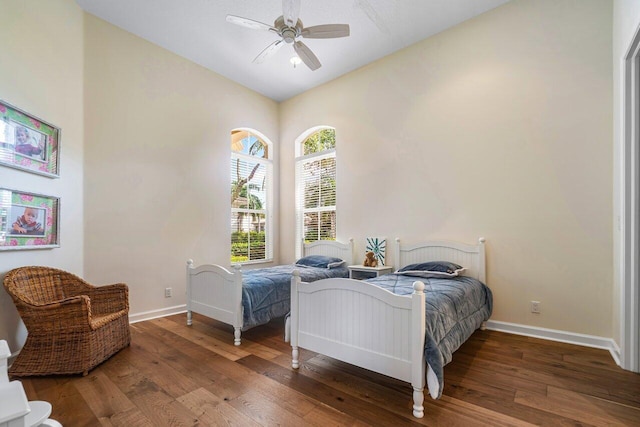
[294,127,337,258]
[231,129,273,265]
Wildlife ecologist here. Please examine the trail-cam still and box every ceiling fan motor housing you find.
[275,16,302,43]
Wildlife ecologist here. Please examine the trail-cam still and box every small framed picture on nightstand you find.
[365,236,386,266]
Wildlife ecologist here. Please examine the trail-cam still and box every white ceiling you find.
[75,0,511,102]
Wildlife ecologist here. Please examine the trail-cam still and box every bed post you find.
[478,237,486,284]
[348,237,355,264]
[232,265,243,346]
[291,270,300,369]
[186,259,194,326]
[411,280,426,419]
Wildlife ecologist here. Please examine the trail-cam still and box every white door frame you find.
[621,22,640,373]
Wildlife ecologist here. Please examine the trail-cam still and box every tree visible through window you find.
[296,128,337,255]
[231,130,272,263]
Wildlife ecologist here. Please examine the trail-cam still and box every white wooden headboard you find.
[393,238,486,283]
[302,238,354,265]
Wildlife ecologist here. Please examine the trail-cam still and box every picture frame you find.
[0,99,61,178]
[365,236,387,266]
[0,188,60,250]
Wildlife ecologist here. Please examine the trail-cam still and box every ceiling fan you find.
[226,0,350,71]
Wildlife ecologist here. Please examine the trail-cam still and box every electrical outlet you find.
[530,300,540,314]
[165,287,172,298]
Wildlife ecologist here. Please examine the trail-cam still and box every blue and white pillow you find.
[396,261,465,278]
[296,255,346,269]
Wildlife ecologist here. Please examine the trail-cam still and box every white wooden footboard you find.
[290,272,428,418]
[186,260,243,345]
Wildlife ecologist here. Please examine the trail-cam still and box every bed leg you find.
[186,310,192,326]
[234,327,241,346]
[284,316,290,342]
[412,387,424,418]
[292,346,299,369]
[480,321,487,331]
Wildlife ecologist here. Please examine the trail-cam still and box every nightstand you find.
[348,265,394,280]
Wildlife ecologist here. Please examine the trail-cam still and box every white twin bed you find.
[288,237,490,418]
[186,239,354,345]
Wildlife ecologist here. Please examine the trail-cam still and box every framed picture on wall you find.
[0,188,60,250]
[0,99,61,177]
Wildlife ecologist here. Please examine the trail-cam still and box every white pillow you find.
[327,260,346,269]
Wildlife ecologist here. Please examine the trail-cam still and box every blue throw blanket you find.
[242,265,349,330]
[365,273,493,398]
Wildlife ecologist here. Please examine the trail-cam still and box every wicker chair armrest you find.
[85,283,129,315]
[21,295,92,331]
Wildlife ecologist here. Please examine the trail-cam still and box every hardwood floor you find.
[20,313,640,426]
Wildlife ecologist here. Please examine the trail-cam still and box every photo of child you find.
[10,205,45,236]
[13,124,46,161]
[0,101,59,177]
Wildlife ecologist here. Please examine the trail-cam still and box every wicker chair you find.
[3,266,130,377]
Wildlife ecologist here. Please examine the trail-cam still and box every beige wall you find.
[280,0,613,337]
[83,15,279,317]
[0,0,85,351]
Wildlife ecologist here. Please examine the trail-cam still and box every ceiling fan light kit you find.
[226,0,350,71]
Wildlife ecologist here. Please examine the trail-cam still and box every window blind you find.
[295,149,336,257]
[231,151,272,263]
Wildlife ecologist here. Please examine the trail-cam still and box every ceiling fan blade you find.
[282,0,301,27]
[301,24,350,39]
[252,40,284,64]
[293,41,321,71]
[226,15,277,32]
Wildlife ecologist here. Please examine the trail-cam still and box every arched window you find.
[231,129,272,264]
[295,127,337,257]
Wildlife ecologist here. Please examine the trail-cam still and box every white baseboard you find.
[128,304,187,324]
[7,350,20,367]
[486,320,621,366]
[609,340,622,366]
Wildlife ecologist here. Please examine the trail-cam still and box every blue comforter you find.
[242,265,349,330]
[365,273,493,398]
